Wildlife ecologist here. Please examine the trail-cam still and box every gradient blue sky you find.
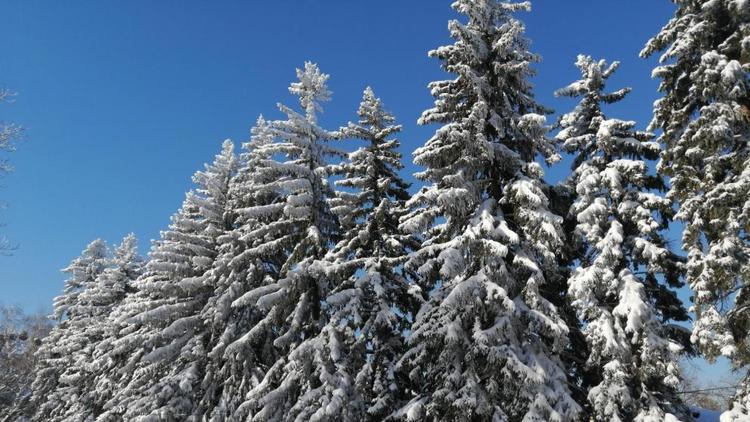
[0,1,737,384]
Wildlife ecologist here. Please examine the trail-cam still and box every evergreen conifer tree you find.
[556,55,689,421]
[98,141,236,421]
[234,62,346,421]
[327,87,419,420]
[29,239,110,421]
[394,1,580,420]
[56,234,143,421]
[196,117,284,421]
[250,87,418,421]
[642,1,750,418]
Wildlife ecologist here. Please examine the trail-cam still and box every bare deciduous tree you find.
[0,305,51,420]
[0,87,23,253]
[681,361,742,411]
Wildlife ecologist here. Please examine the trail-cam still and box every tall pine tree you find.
[556,55,689,421]
[642,1,750,419]
[56,234,144,421]
[234,62,346,421]
[253,87,418,421]
[327,87,419,420]
[395,1,580,420]
[29,239,110,421]
[99,141,236,421]
[196,117,284,421]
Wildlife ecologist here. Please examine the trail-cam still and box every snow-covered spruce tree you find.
[98,140,236,421]
[55,234,144,421]
[556,55,689,422]
[195,117,285,421]
[232,62,346,421]
[326,87,419,420]
[248,87,418,421]
[641,2,750,419]
[29,239,110,421]
[394,1,580,420]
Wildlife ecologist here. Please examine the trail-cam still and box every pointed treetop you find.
[253,114,268,132]
[238,115,274,160]
[220,138,234,156]
[451,0,531,27]
[357,86,396,128]
[289,61,332,123]
[60,238,109,282]
[235,117,276,189]
[78,239,108,263]
[53,238,110,320]
[248,115,274,147]
[193,139,236,196]
[554,55,628,100]
[553,55,649,164]
[112,233,138,262]
[112,233,143,277]
[214,139,236,172]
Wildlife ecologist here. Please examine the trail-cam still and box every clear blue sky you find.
[0,1,737,384]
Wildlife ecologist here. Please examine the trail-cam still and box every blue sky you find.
[0,1,737,384]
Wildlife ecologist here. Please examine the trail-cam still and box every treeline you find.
[2,1,749,421]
